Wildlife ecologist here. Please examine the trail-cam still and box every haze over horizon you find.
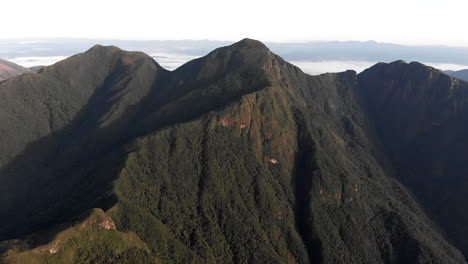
[2,0,468,47]
[2,38,468,74]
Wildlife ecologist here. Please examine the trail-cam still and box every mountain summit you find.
[0,40,466,263]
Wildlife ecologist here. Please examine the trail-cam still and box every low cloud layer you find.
[8,55,468,76]
[9,56,68,68]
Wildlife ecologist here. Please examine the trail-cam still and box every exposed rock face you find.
[0,39,466,263]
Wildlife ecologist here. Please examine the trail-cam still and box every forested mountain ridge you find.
[0,39,466,263]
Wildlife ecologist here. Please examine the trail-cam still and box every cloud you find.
[9,54,468,75]
[290,61,376,75]
[149,52,199,71]
[9,56,68,67]
[423,63,468,71]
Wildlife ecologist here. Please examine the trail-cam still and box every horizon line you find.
[1,37,468,49]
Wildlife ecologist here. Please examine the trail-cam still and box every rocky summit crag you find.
[0,39,466,264]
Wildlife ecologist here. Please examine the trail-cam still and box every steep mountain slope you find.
[0,59,32,81]
[358,61,468,259]
[445,69,468,81]
[0,45,165,240]
[0,40,466,263]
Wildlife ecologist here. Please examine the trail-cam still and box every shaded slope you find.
[271,62,464,263]
[0,40,466,263]
[0,44,165,240]
[358,61,468,258]
[0,44,163,167]
[0,59,32,81]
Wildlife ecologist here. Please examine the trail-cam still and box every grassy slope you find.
[1,209,154,264]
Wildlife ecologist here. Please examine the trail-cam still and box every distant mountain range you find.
[0,39,467,263]
[445,69,468,81]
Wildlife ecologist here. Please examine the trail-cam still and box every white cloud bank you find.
[9,56,68,68]
[10,55,468,75]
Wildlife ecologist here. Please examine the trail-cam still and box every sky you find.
[2,0,468,46]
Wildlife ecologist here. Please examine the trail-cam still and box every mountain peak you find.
[87,44,121,53]
[391,59,407,64]
[54,44,159,72]
[233,38,269,49]
[174,38,273,80]
[361,59,444,78]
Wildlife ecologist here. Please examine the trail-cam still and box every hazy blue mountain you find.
[445,69,468,81]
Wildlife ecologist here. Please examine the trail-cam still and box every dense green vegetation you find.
[111,86,306,263]
[0,39,467,263]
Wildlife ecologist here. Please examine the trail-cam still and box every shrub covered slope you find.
[0,39,466,263]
